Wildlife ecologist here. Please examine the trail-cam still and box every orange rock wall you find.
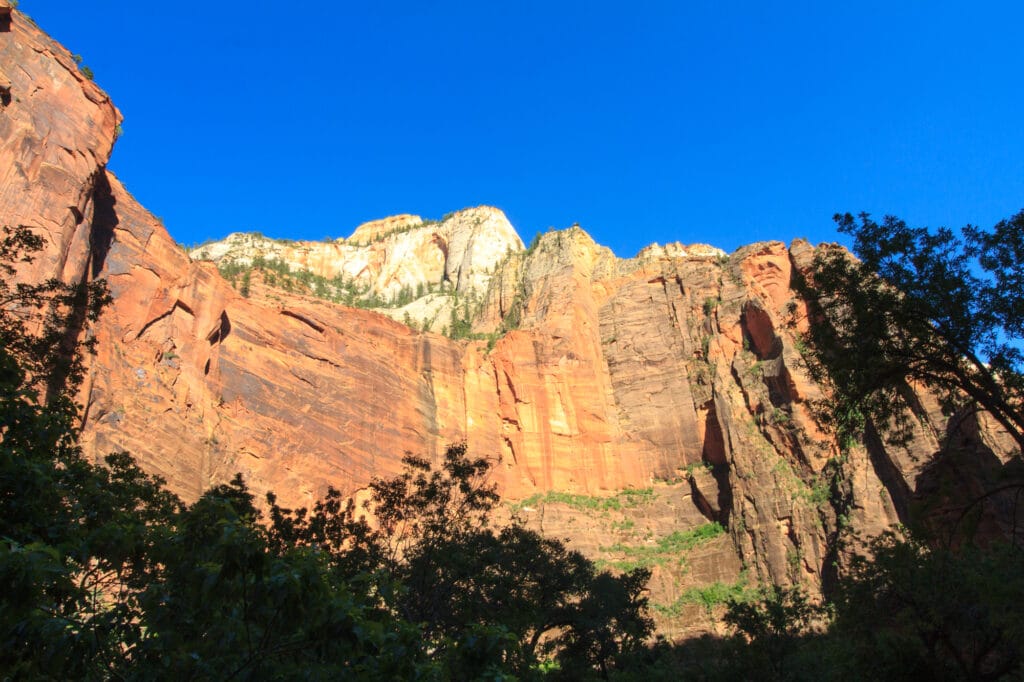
[3,7,1018,607]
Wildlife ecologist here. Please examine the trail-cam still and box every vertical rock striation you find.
[2,4,1018,635]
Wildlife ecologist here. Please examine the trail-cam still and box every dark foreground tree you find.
[0,225,171,678]
[796,210,1024,452]
[127,475,425,680]
[96,448,650,679]
[720,530,1024,681]
[831,530,1024,680]
[266,444,654,678]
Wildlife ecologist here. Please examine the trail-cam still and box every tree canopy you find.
[795,210,1024,453]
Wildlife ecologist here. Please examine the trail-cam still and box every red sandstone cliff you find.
[2,6,1018,635]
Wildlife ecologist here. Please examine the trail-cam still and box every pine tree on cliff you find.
[239,269,251,297]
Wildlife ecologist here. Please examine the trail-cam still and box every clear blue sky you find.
[23,1,1024,257]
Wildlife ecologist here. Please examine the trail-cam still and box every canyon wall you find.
[2,4,1017,635]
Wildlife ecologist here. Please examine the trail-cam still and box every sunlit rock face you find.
[0,3,121,284]
[190,205,523,327]
[3,4,1018,636]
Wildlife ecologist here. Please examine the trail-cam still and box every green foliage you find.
[442,287,514,343]
[792,334,809,357]
[502,277,528,331]
[11,210,1023,679]
[267,443,655,677]
[720,584,831,679]
[830,530,1024,680]
[512,487,656,513]
[655,576,756,618]
[768,406,791,426]
[0,225,110,415]
[602,523,725,570]
[217,256,428,311]
[683,461,712,476]
[802,479,830,506]
[0,226,166,677]
[797,210,1024,452]
[128,477,422,679]
[446,296,474,339]
[525,231,543,255]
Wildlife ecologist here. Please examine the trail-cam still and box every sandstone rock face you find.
[188,206,523,335]
[348,214,424,242]
[191,205,523,307]
[0,5,121,284]
[4,7,1019,636]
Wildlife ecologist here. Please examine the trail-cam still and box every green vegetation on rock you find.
[217,255,431,310]
[655,575,757,618]
[600,523,726,571]
[512,487,656,513]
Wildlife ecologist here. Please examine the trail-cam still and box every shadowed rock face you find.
[3,5,1019,634]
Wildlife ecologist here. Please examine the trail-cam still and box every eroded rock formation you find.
[2,5,1018,634]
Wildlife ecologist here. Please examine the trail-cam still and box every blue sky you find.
[23,1,1024,257]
